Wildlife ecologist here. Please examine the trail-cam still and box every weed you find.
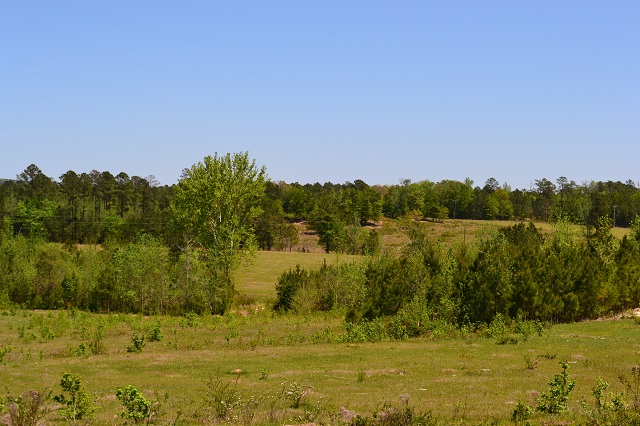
[285,381,313,409]
[0,345,12,365]
[346,403,435,426]
[259,367,269,380]
[200,377,242,421]
[619,365,640,411]
[452,400,468,420]
[72,342,86,357]
[5,388,53,426]
[266,384,287,424]
[357,369,366,383]
[486,313,507,340]
[523,353,538,370]
[53,372,95,423]
[181,312,201,328]
[87,325,106,355]
[39,324,55,341]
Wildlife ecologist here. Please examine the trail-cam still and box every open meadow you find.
[0,219,638,425]
[1,308,639,425]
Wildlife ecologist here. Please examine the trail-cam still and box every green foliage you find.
[536,362,575,414]
[53,373,95,423]
[170,152,266,314]
[340,318,388,343]
[273,265,309,311]
[511,399,534,423]
[127,332,146,353]
[87,324,106,355]
[115,385,161,424]
[148,322,163,342]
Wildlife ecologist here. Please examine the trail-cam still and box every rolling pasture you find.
[0,219,637,425]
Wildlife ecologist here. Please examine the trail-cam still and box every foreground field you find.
[1,220,638,424]
[1,307,639,425]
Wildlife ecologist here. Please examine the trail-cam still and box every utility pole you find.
[613,205,617,228]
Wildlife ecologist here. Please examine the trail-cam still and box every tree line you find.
[1,154,639,320]
[2,164,639,251]
[275,218,640,331]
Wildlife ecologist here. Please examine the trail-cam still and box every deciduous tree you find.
[170,152,266,313]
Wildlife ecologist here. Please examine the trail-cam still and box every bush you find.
[273,265,309,311]
[53,373,95,422]
[536,362,575,414]
[115,385,161,424]
[127,332,145,353]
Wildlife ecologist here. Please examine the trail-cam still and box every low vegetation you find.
[0,308,640,424]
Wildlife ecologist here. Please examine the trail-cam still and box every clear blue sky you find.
[2,1,639,190]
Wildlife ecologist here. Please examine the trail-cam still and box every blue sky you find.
[2,1,639,190]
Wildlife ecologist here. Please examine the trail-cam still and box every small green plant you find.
[182,312,201,328]
[39,324,55,341]
[357,369,366,383]
[259,367,269,380]
[486,313,507,340]
[53,373,95,423]
[116,385,160,424]
[73,342,86,357]
[536,361,575,414]
[592,377,625,413]
[5,388,53,426]
[148,323,163,342]
[511,399,533,423]
[127,332,146,353]
[0,345,12,365]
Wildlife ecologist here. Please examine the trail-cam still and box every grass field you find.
[1,308,639,425]
[0,219,637,425]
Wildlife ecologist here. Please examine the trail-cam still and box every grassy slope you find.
[237,218,630,305]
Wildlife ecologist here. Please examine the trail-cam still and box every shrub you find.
[273,265,309,311]
[115,385,160,424]
[53,373,95,423]
[148,323,163,342]
[127,332,145,353]
[536,362,575,414]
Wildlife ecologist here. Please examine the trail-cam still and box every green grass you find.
[1,308,640,424]
[235,251,361,304]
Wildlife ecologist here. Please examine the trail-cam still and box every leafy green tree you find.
[310,214,345,253]
[170,152,266,313]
